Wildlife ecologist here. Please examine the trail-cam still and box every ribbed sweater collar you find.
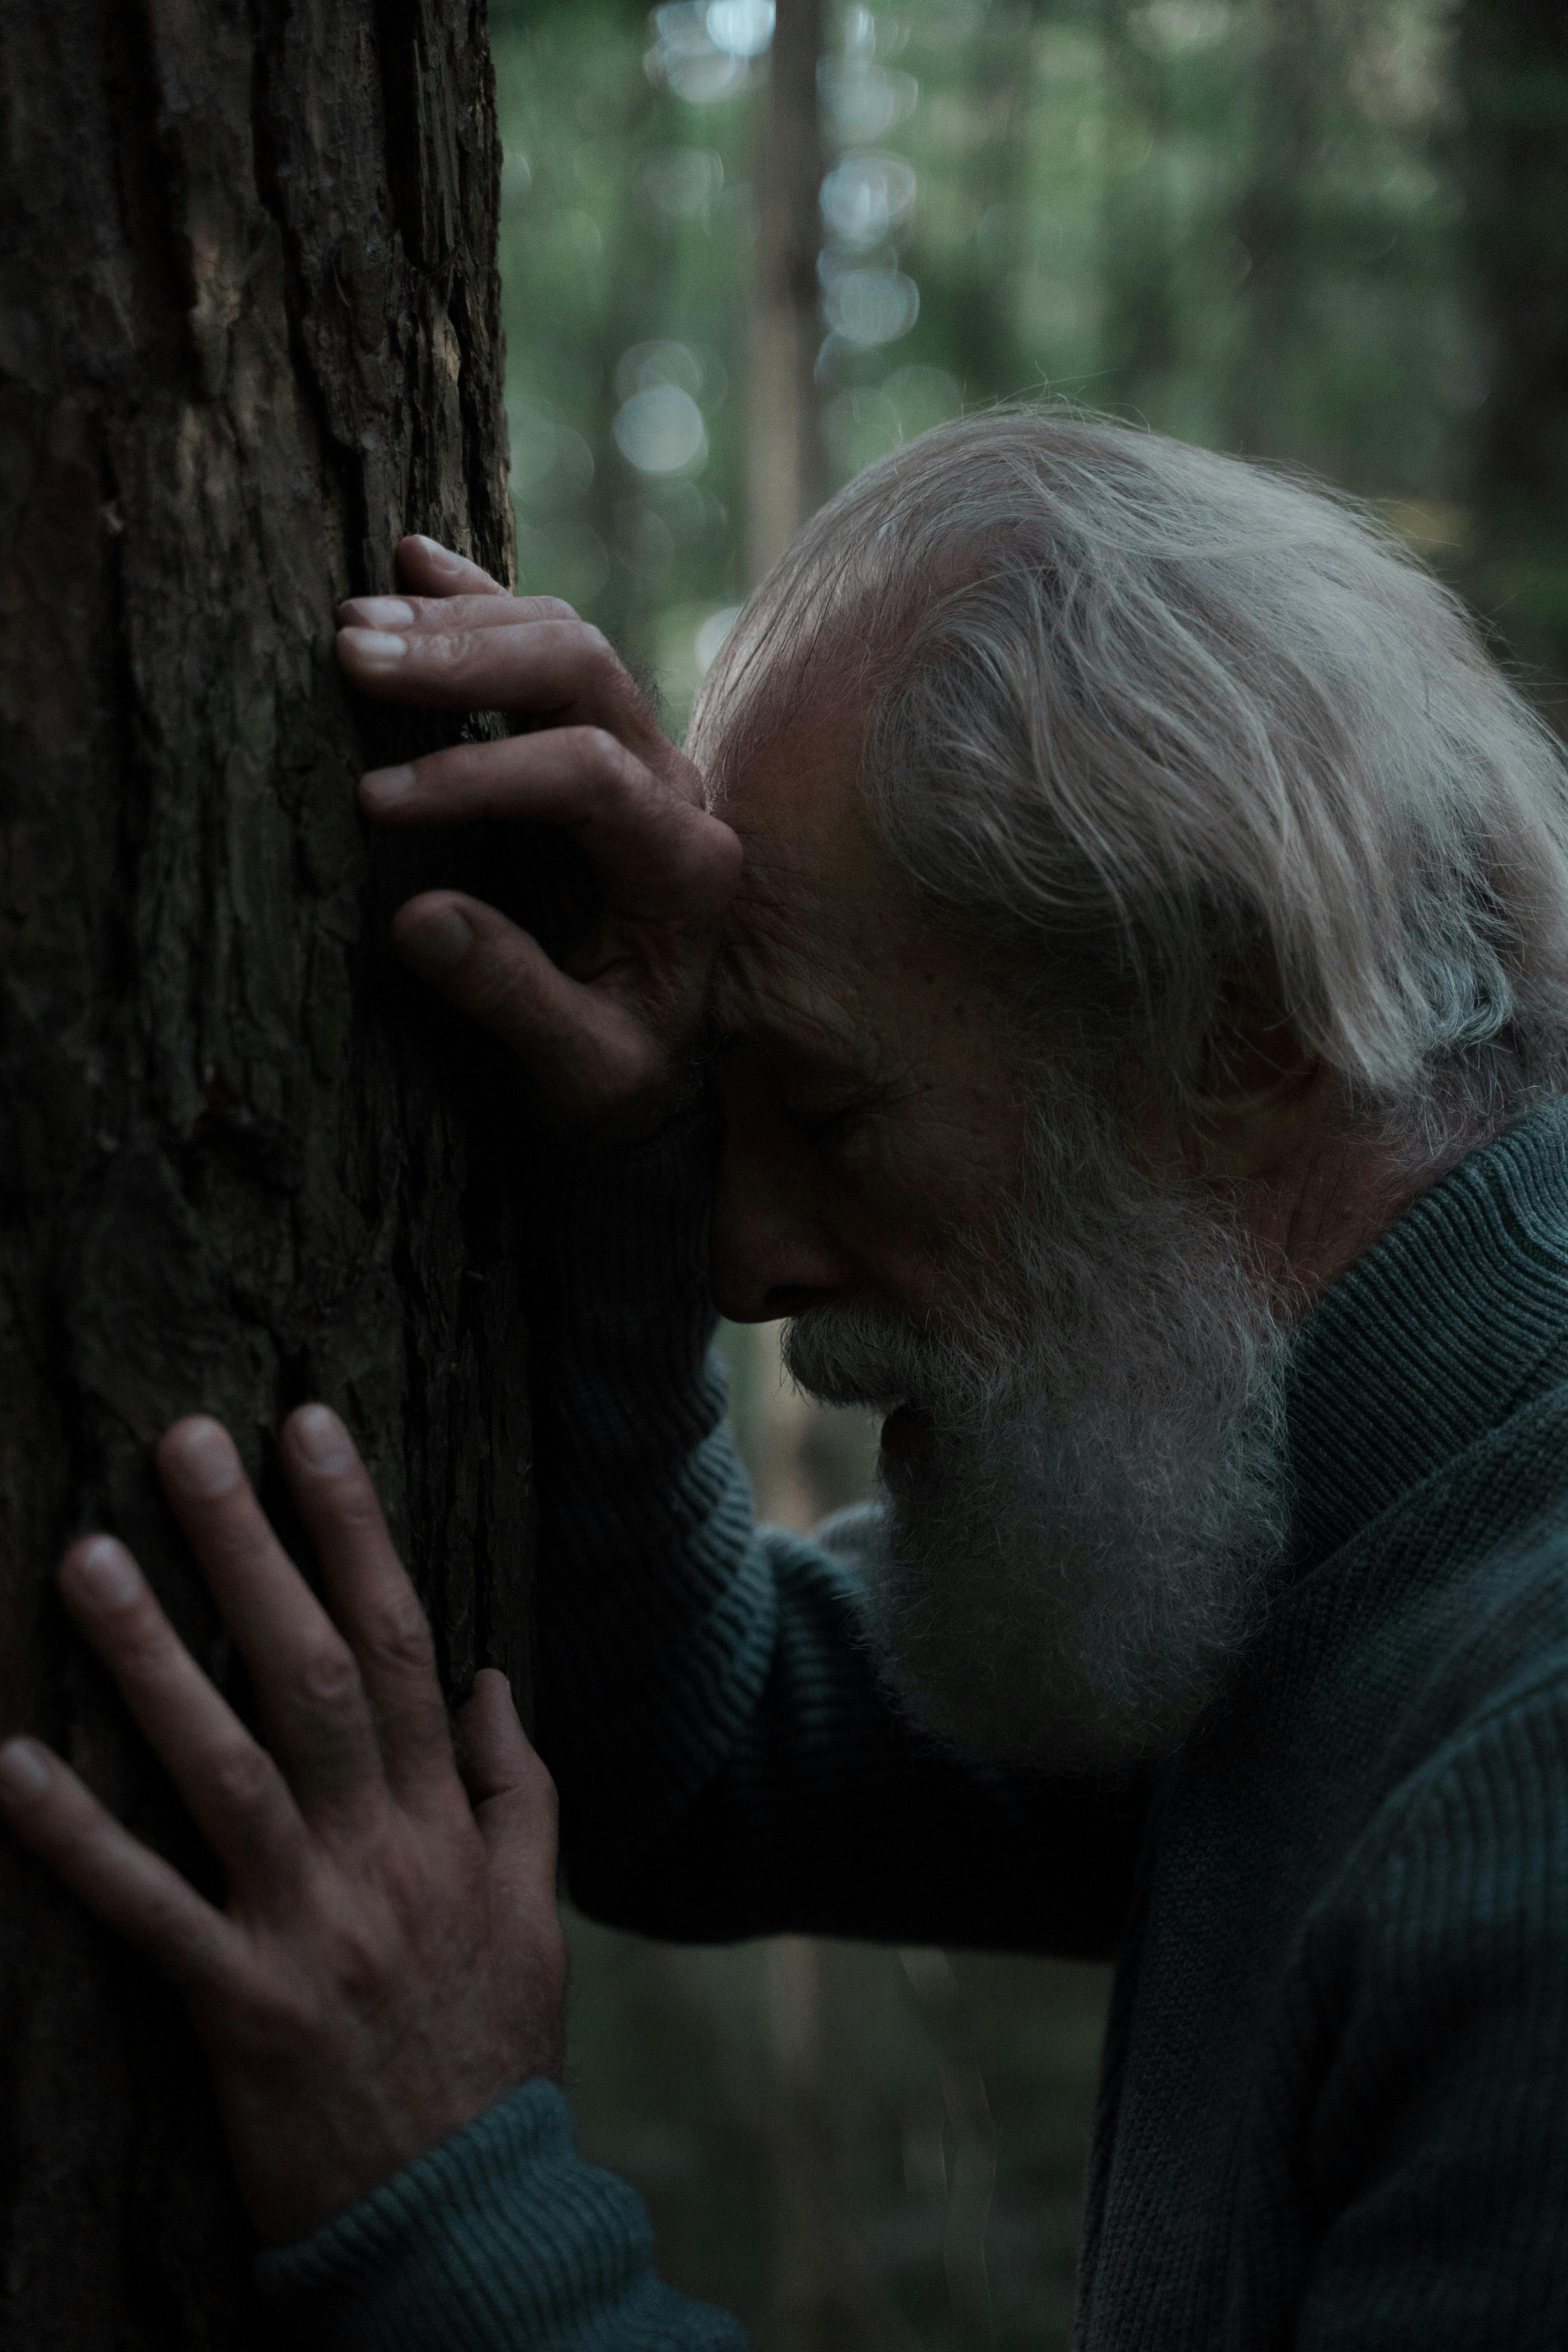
[1285,1099,1568,1570]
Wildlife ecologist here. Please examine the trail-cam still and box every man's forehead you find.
[711,699,867,866]
[706,719,980,1078]
[707,696,907,1022]
[707,871,879,1068]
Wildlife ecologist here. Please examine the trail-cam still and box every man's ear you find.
[1185,967,1325,1180]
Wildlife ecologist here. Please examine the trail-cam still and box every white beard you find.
[782,1071,1294,1772]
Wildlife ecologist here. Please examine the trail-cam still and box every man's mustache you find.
[782,1300,1010,1425]
[782,1305,930,1412]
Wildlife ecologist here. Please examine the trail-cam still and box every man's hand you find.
[0,1407,564,2247]
[336,534,743,1137]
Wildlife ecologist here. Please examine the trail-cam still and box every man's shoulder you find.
[1390,1495,1568,1801]
[1307,1491,1568,1913]
[1405,1431,1568,1737]
[1287,1375,1568,1743]
[1205,1418,1568,1920]
[1453,1497,1568,1701]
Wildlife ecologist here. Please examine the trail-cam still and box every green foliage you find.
[491,0,1489,739]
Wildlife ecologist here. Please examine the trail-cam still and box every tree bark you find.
[0,0,535,2339]
[1456,0,1568,681]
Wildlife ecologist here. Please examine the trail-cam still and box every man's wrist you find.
[256,2078,677,2350]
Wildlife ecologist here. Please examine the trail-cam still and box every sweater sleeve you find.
[528,1109,1143,1958]
[254,2078,747,2352]
[1290,1667,1568,2349]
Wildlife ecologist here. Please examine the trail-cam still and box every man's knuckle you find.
[296,1641,363,1713]
[327,1917,397,2002]
[574,625,631,693]
[364,1598,432,1677]
[212,1743,277,1814]
[225,1972,323,2057]
[577,732,646,813]
[572,621,613,664]
[581,724,627,777]
[701,815,745,878]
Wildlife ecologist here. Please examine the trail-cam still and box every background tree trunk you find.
[1103,0,1179,424]
[0,0,537,2339]
[1226,0,1324,456]
[1456,0,1568,685]
[747,0,829,584]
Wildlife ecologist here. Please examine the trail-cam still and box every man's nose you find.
[709,1138,851,1323]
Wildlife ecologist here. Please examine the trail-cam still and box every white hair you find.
[693,408,1568,1143]
[783,1062,1291,1770]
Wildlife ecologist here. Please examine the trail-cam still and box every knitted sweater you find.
[260,1104,1568,2348]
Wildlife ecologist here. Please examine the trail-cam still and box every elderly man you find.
[5,412,1568,2346]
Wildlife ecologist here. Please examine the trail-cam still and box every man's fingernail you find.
[71,1535,140,1608]
[401,908,473,974]
[0,1742,51,1799]
[360,764,416,807]
[350,597,416,628]
[291,1404,354,1474]
[165,1418,241,1498]
[341,627,408,663]
[413,535,463,573]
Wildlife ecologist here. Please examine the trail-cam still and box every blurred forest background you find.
[488,0,1568,2343]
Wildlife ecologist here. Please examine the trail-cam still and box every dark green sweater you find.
[261,1105,1568,2347]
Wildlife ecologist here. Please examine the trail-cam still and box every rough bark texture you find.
[0,0,535,2339]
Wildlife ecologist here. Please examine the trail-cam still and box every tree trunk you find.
[1456,0,1568,682]
[1226,0,1323,457]
[0,0,535,2339]
[1103,0,1180,424]
[747,0,829,584]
